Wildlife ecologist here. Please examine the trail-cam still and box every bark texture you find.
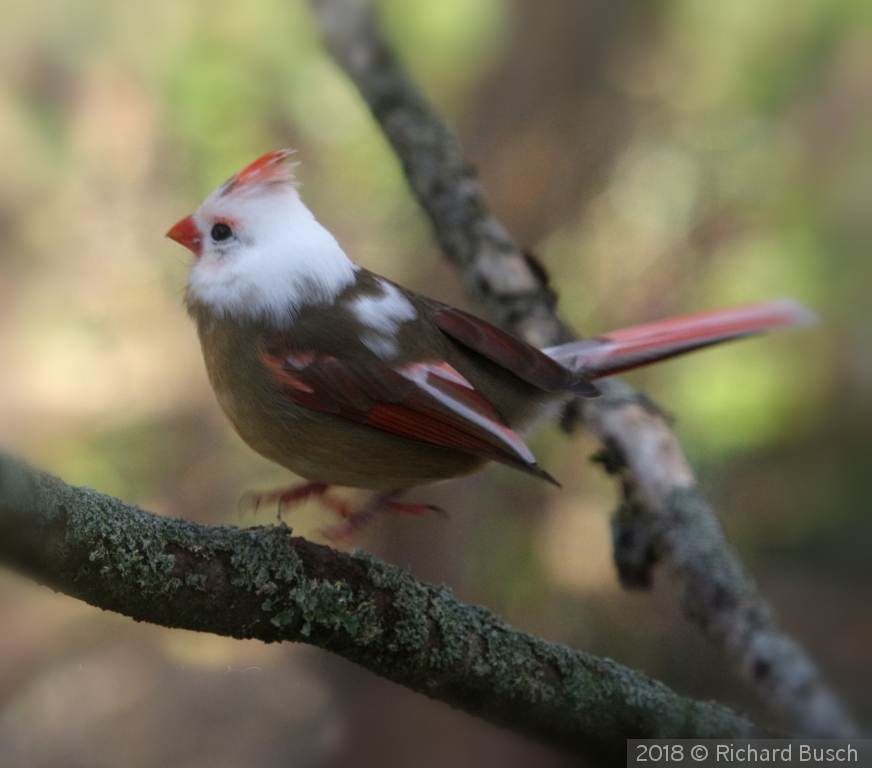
[0,454,761,764]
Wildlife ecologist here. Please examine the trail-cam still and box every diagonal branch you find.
[310,0,856,737]
[0,454,761,764]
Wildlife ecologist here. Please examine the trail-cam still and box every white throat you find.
[186,188,357,324]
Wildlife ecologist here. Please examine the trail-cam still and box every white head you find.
[168,150,357,324]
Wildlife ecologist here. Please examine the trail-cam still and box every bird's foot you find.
[246,482,355,522]
[321,491,446,542]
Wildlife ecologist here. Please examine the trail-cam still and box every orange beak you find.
[166,215,203,256]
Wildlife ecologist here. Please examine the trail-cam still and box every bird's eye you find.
[211,222,233,242]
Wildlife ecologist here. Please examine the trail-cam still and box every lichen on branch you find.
[0,453,761,764]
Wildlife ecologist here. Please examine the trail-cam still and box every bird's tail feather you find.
[545,299,815,380]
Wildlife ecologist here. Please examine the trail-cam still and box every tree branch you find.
[0,453,762,764]
[310,0,856,738]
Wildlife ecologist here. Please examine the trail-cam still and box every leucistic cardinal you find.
[167,150,813,532]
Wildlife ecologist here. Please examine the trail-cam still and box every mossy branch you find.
[0,453,763,764]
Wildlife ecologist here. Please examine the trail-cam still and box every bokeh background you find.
[0,0,870,765]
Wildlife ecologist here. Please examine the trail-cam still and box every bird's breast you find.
[190,306,488,489]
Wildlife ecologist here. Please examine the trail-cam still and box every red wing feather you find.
[366,403,517,465]
[259,351,558,484]
[433,308,599,397]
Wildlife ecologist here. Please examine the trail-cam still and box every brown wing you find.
[260,350,559,485]
[433,307,600,397]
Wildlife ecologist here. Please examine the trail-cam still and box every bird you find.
[167,149,814,533]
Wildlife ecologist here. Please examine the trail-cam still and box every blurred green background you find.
[0,0,869,765]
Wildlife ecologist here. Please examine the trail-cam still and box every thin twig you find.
[310,0,856,737]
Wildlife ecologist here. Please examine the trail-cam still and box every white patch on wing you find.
[421,362,474,389]
[361,334,400,359]
[399,363,537,465]
[352,280,417,333]
[185,183,358,324]
[351,280,417,360]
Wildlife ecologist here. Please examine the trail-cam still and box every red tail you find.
[544,299,815,379]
